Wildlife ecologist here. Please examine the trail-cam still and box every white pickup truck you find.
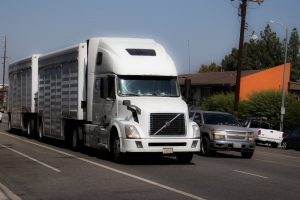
[243,118,283,148]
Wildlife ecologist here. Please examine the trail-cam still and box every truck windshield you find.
[117,76,180,97]
[203,113,240,126]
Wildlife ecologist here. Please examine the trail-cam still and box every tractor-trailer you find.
[8,37,200,163]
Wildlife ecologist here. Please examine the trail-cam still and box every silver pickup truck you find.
[190,110,255,158]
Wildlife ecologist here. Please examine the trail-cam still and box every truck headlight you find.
[212,130,226,140]
[192,125,200,138]
[247,132,255,142]
[125,125,141,139]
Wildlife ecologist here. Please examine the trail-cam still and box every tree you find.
[287,28,300,81]
[221,48,238,71]
[199,62,222,72]
[259,24,283,68]
[221,25,285,71]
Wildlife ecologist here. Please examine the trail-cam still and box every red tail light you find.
[258,130,261,135]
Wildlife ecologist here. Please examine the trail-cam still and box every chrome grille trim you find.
[150,113,186,136]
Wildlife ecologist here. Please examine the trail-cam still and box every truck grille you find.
[150,113,186,136]
[226,132,247,140]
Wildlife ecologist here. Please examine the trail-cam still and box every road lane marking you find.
[233,170,268,179]
[0,132,205,200]
[0,144,61,173]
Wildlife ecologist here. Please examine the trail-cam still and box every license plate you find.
[163,147,173,154]
[234,143,242,148]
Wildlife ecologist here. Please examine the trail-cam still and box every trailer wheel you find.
[8,117,12,132]
[26,120,34,138]
[111,134,125,163]
[72,127,82,151]
[38,122,44,141]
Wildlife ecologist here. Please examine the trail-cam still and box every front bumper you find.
[210,140,255,152]
[120,138,200,153]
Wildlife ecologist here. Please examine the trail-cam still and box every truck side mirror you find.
[184,79,191,104]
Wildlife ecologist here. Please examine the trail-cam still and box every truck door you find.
[92,75,116,145]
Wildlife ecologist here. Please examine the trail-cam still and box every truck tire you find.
[111,135,125,163]
[201,136,215,156]
[26,120,34,138]
[241,151,254,159]
[72,127,82,151]
[176,153,193,164]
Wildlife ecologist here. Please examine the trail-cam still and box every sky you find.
[1,0,300,82]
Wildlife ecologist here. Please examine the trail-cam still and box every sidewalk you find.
[0,182,21,200]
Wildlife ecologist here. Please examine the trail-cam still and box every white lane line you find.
[0,144,61,173]
[0,132,205,200]
[233,170,268,179]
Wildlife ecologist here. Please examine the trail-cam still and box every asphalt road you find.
[0,114,300,200]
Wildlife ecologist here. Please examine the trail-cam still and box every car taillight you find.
[258,130,261,135]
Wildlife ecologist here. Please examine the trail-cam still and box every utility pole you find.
[233,0,264,115]
[1,35,8,110]
[234,0,247,114]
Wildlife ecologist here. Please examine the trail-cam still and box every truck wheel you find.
[176,153,193,164]
[201,137,214,156]
[271,142,278,148]
[72,127,82,151]
[26,120,34,138]
[241,151,254,159]
[111,135,125,163]
[38,122,44,141]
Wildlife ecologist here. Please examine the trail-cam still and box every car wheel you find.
[281,141,288,150]
[271,142,278,148]
[176,153,193,164]
[241,151,254,159]
[201,136,214,156]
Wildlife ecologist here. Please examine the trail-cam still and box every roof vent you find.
[126,49,156,56]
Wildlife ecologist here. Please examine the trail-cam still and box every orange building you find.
[179,64,291,106]
[240,64,290,100]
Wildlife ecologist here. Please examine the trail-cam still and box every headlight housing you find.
[247,132,255,142]
[212,130,226,140]
[192,125,200,138]
[125,125,141,139]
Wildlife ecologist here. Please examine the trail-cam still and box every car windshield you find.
[117,75,180,97]
[203,113,240,126]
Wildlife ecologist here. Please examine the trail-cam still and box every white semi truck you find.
[8,37,200,163]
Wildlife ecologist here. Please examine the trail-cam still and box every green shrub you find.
[200,91,300,133]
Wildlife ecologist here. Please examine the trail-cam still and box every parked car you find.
[0,111,2,123]
[190,110,255,158]
[281,128,300,150]
[243,118,283,148]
